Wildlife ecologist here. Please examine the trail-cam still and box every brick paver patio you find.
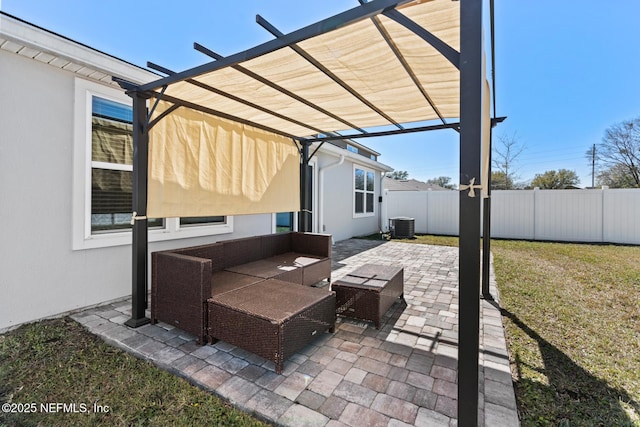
[72,239,519,426]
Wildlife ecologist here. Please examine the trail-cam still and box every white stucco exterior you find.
[0,12,393,330]
[313,144,391,242]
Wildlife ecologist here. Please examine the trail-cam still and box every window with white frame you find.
[179,216,226,227]
[73,79,232,249]
[90,96,163,232]
[354,166,375,217]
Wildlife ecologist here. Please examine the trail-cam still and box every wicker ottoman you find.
[333,264,404,329]
[207,279,336,374]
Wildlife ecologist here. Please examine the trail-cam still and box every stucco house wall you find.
[315,145,390,242]
[0,15,273,330]
[0,12,393,330]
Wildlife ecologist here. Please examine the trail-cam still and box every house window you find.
[90,97,163,233]
[354,166,375,217]
[179,216,226,227]
[347,144,358,154]
[73,78,233,249]
[275,212,294,233]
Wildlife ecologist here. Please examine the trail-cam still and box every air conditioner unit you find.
[389,217,415,239]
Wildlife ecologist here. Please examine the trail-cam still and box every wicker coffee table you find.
[333,264,404,329]
[207,279,336,374]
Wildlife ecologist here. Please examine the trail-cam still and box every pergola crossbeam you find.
[383,9,460,70]
[137,0,415,93]
[302,117,504,143]
[368,15,448,126]
[112,76,141,92]
[256,14,404,131]
[147,61,326,135]
[194,42,367,134]
[157,92,300,140]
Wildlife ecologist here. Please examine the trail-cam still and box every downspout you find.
[379,172,387,234]
[318,154,345,238]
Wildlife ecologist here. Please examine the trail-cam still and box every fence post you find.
[425,190,430,235]
[533,187,539,240]
[601,186,608,243]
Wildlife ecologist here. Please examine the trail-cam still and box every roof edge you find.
[0,11,158,84]
[315,140,394,172]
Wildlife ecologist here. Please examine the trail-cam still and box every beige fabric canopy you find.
[136,0,492,219]
[159,0,461,138]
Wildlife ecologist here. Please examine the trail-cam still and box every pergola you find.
[115,0,500,424]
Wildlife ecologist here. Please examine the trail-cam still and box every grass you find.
[385,234,640,426]
[492,240,640,426]
[0,317,270,427]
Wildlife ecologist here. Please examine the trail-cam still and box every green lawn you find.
[391,234,640,426]
[0,318,269,427]
[492,240,640,426]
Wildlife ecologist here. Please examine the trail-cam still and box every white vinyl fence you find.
[382,188,640,245]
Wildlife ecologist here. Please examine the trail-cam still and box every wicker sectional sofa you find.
[151,232,333,346]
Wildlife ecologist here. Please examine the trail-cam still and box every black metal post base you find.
[125,317,151,328]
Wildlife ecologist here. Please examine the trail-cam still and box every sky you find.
[3,0,639,187]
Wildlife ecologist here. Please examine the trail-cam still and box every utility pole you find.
[591,144,596,188]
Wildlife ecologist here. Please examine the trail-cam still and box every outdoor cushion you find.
[225,252,323,279]
[225,258,303,283]
[210,271,264,296]
[266,252,324,267]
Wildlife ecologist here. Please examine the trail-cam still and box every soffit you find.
[0,12,157,86]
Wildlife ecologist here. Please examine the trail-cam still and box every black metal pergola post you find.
[299,140,313,233]
[125,89,151,328]
[458,0,484,425]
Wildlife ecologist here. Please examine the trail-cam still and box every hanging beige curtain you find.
[147,101,300,218]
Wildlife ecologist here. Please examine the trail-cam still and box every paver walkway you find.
[72,239,519,426]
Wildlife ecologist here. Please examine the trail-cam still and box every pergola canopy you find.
[126,0,476,221]
[138,0,462,140]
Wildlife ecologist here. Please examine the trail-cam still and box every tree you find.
[597,164,637,188]
[388,170,409,180]
[492,132,525,189]
[426,176,456,190]
[491,171,513,190]
[531,169,580,189]
[596,116,640,187]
